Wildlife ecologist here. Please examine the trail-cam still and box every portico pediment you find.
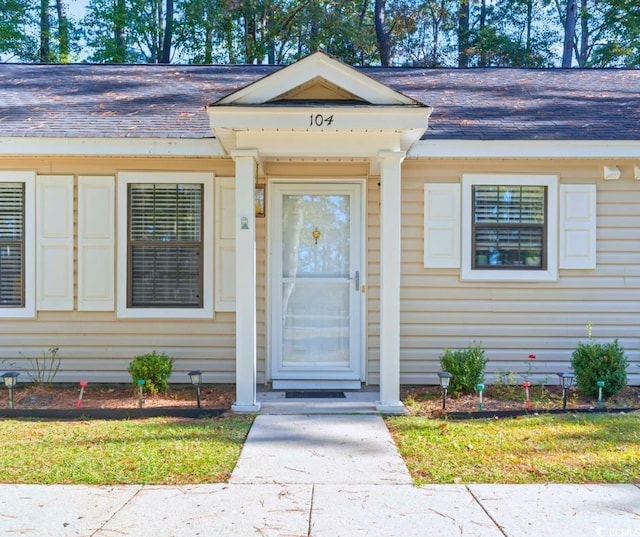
[207,52,432,161]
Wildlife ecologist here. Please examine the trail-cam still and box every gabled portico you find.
[207,52,432,413]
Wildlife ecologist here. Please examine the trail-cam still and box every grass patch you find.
[387,413,640,484]
[0,416,253,485]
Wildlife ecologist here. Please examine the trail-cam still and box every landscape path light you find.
[476,383,485,411]
[2,372,19,409]
[522,381,532,411]
[188,370,203,408]
[137,379,145,408]
[437,372,452,410]
[596,380,605,409]
[557,373,575,410]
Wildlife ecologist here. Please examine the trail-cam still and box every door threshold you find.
[272,380,362,390]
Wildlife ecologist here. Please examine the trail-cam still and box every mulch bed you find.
[401,384,640,419]
[1,383,638,419]
[0,383,236,419]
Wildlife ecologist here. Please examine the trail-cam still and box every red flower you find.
[522,381,532,388]
[528,354,536,360]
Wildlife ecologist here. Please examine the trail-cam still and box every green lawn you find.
[4,412,638,486]
[387,413,640,484]
[0,416,253,484]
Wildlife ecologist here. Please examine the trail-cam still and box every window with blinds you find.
[472,185,546,269]
[128,183,203,307]
[0,183,24,307]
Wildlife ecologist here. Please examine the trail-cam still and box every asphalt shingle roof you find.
[0,63,638,141]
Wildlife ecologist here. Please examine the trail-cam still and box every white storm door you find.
[271,183,363,382]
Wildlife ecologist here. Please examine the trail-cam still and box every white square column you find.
[376,150,406,414]
[231,150,261,412]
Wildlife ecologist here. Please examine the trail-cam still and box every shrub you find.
[571,338,628,398]
[20,347,61,385]
[128,351,174,394]
[440,342,487,397]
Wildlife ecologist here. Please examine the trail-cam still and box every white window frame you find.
[461,174,558,282]
[0,171,36,318]
[117,171,214,319]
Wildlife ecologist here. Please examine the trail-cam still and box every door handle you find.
[354,270,359,291]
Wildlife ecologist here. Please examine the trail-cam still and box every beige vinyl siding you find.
[398,158,640,386]
[256,203,267,384]
[366,175,381,385]
[2,155,639,387]
[0,157,238,384]
[0,311,238,383]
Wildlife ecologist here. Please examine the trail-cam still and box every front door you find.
[270,182,363,389]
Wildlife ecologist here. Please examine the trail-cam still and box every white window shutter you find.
[424,183,461,268]
[215,177,236,311]
[36,175,74,310]
[560,184,596,269]
[78,176,115,310]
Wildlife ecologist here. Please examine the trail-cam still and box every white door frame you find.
[267,178,367,389]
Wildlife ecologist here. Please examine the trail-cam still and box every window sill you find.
[116,306,214,320]
[461,267,558,282]
[0,307,36,319]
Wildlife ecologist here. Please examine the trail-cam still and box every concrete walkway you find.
[1,396,640,536]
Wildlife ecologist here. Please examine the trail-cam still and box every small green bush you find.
[128,351,174,394]
[571,339,628,397]
[440,342,487,397]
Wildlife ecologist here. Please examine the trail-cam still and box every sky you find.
[68,0,89,20]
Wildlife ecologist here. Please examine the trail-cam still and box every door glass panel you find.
[282,194,350,277]
[282,282,349,366]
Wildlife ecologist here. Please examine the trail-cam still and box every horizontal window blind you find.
[128,183,203,307]
[474,185,545,224]
[473,185,546,269]
[0,183,24,306]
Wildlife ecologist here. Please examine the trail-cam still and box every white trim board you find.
[1,137,639,160]
[272,380,362,390]
[0,137,224,157]
[409,139,640,159]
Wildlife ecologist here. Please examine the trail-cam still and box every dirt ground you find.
[1,382,639,415]
[5,383,236,410]
[401,384,640,417]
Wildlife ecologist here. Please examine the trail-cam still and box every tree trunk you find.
[40,0,51,62]
[578,0,589,67]
[55,0,68,62]
[374,0,391,66]
[204,3,214,64]
[155,0,164,63]
[428,0,448,67]
[358,0,369,65]
[160,0,173,63]
[458,0,470,67]
[114,0,126,62]
[562,0,578,67]
[478,0,487,67]
[266,4,275,65]
[526,0,533,52]
[244,12,257,62]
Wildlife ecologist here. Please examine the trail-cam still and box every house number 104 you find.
[309,114,334,126]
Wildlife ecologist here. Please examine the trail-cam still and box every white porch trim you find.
[215,51,418,106]
[408,139,640,159]
[376,150,406,414]
[0,137,223,157]
[231,150,261,413]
